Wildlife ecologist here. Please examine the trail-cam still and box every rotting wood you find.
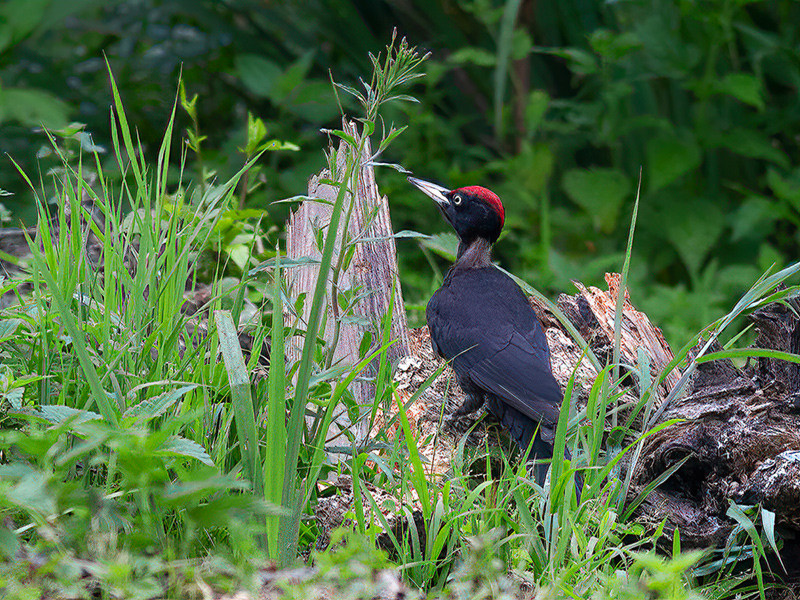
[568,273,681,399]
[319,274,800,584]
[285,119,410,445]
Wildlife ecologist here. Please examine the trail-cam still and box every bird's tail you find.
[490,399,583,501]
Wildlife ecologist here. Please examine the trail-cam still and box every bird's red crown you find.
[456,186,504,226]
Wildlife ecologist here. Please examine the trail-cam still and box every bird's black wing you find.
[466,329,562,426]
[427,268,563,427]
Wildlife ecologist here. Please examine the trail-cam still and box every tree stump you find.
[285,120,410,444]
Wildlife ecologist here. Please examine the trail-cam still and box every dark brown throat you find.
[454,238,492,271]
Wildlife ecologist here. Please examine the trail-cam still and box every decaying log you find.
[569,274,681,399]
[286,120,410,443]
[358,273,800,577]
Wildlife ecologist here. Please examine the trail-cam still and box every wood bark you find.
[285,119,410,444]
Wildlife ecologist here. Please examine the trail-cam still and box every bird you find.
[408,176,575,490]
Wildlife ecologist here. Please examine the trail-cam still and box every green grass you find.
[0,35,795,600]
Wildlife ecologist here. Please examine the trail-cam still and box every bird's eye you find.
[452,194,463,206]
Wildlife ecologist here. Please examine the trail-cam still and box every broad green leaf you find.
[421,232,457,261]
[532,46,598,75]
[767,167,800,205]
[0,318,20,341]
[0,88,70,128]
[589,29,642,61]
[122,384,197,423]
[712,128,788,169]
[235,54,282,97]
[0,0,49,52]
[730,196,779,242]
[715,73,765,110]
[273,51,315,102]
[448,47,496,67]
[661,197,724,277]
[646,134,702,192]
[158,436,214,466]
[525,90,549,133]
[283,80,340,122]
[562,168,631,233]
[36,405,103,425]
[508,142,553,196]
[0,526,19,560]
[7,473,56,516]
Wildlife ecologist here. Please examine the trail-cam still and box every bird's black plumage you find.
[408,177,572,487]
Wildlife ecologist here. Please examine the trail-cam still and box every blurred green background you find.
[2,0,799,345]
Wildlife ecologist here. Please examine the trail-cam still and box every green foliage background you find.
[2,0,799,344]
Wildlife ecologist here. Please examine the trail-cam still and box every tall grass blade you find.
[493,0,523,136]
[215,310,264,498]
[26,233,118,426]
[265,251,287,559]
[613,171,642,389]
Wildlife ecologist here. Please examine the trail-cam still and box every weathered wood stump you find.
[285,120,410,444]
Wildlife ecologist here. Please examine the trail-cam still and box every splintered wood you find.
[569,273,681,399]
[285,120,410,443]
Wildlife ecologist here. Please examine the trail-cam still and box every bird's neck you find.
[455,237,492,270]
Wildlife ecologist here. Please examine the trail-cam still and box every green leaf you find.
[697,347,800,365]
[0,318,21,341]
[730,196,779,242]
[273,51,315,102]
[715,73,765,110]
[562,168,631,233]
[0,0,49,52]
[244,112,268,155]
[283,80,339,122]
[36,405,103,425]
[525,90,549,133]
[761,507,785,572]
[448,47,496,67]
[711,128,788,169]
[0,87,70,128]
[421,232,458,261]
[158,436,214,466]
[646,134,702,192]
[532,46,598,75]
[215,310,262,490]
[8,472,56,516]
[507,142,553,195]
[0,526,19,560]
[767,168,800,206]
[122,384,197,424]
[262,139,299,152]
[661,197,724,277]
[589,29,641,61]
[235,54,282,98]
[249,255,320,276]
[178,80,198,120]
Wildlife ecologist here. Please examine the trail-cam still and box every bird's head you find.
[407,177,505,246]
